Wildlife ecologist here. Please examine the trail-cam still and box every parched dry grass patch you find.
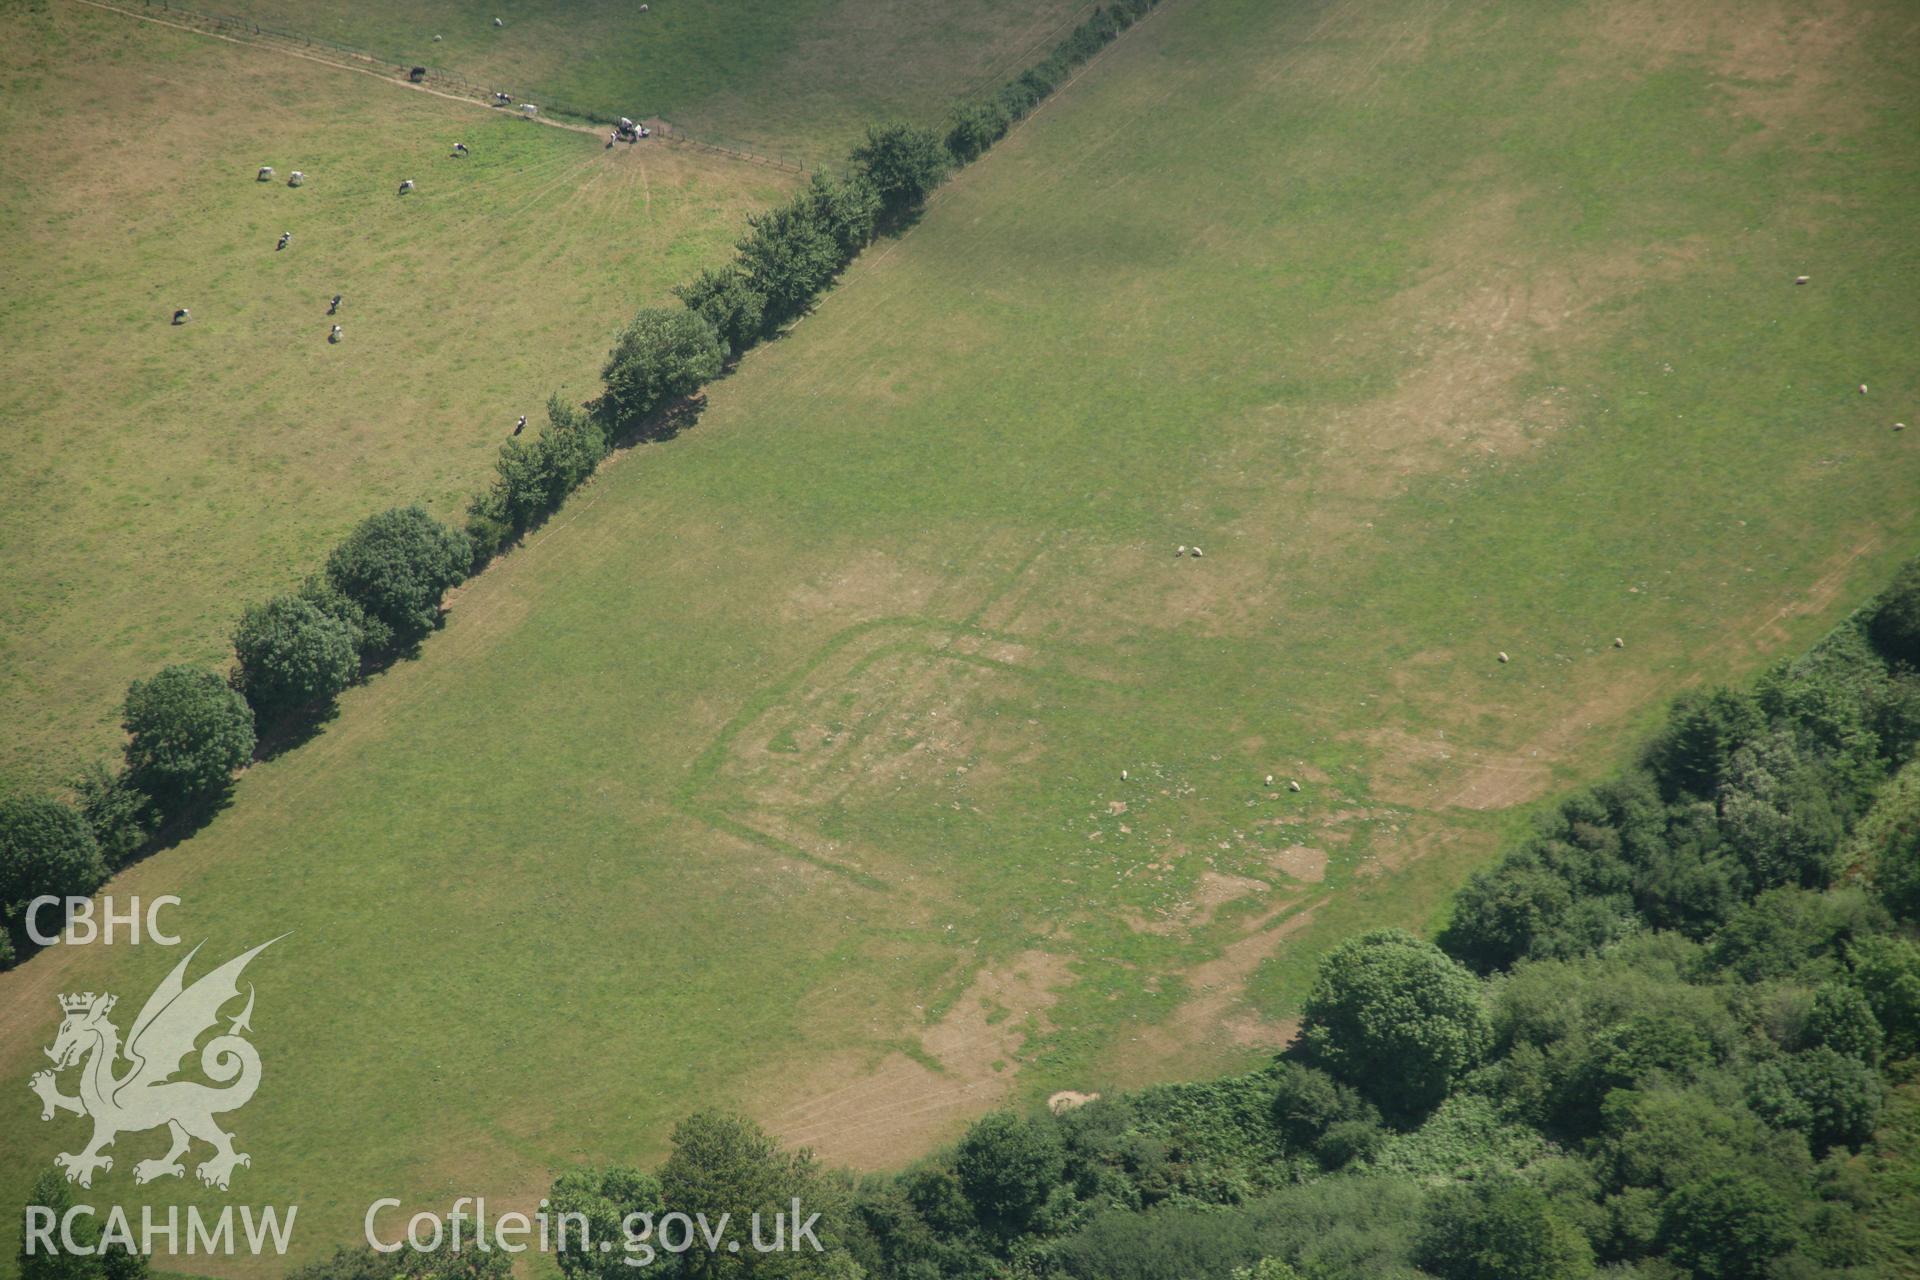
[759,950,1074,1167]
[1582,0,1886,137]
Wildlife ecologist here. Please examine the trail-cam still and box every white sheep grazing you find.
[1191,546,1203,558]
[1614,637,1625,649]
[1859,384,1869,395]
[1498,651,1510,663]
[1264,774,1275,788]
[1289,780,1302,793]
[1794,275,1810,285]
[398,179,416,194]
[1176,545,1187,557]
[494,17,504,26]
[257,165,274,180]
[288,171,305,186]
[1120,769,1129,782]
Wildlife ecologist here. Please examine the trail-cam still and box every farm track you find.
[69,0,810,171]
[67,0,808,174]
[68,0,604,136]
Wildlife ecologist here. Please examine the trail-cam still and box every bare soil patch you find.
[761,951,1073,1167]
[1267,844,1329,884]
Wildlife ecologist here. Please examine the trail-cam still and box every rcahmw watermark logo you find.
[29,937,282,1190]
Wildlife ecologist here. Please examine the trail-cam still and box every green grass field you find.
[175,0,1092,163]
[0,1,794,788]
[3,0,1919,1271]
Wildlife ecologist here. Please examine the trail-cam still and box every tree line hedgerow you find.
[0,0,1162,969]
[462,0,1163,567]
[1,502,472,966]
[114,555,1914,1280]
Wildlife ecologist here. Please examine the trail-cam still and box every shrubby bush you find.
[323,506,470,655]
[1270,1063,1359,1149]
[1300,929,1490,1118]
[1803,979,1884,1063]
[0,795,104,959]
[18,1169,150,1280]
[849,123,947,222]
[69,761,153,870]
[1872,810,1920,922]
[466,397,611,562]
[1867,557,1920,668]
[283,1238,508,1280]
[944,100,1010,162]
[599,308,725,430]
[735,198,847,332]
[1708,885,1881,982]
[652,1109,851,1277]
[122,665,254,811]
[1848,932,1920,1057]
[673,266,767,356]
[550,1166,662,1280]
[539,396,611,499]
[954,1110,1064,1239]
[296,572,376,655]
[231,594,358,723]
[1746,1046,1884,1154]
[806,169,883,259]
[1658,1172,1798,1279]
[1414,1178,1594,1280]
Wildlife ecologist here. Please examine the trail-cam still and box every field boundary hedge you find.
[0,0,1166,966]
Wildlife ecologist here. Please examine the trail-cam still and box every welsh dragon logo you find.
[29,938,281,1191]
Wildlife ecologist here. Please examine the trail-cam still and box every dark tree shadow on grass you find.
[601,387,710,449]
[137,784,241,859]
[250,699,345,763]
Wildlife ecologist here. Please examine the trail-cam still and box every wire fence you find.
[127,0,808,173]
